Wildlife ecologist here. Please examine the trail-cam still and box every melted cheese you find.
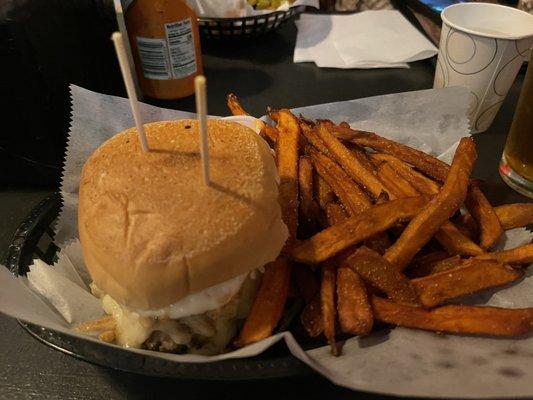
[103,295,195,348]
[102,295,154,347]
[96,272,260,352]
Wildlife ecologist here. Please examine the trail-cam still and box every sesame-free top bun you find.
[78,119,288,310]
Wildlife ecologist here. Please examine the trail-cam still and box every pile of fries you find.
[229,94,533,355]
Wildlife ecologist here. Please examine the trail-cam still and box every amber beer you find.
[500,51,533,198]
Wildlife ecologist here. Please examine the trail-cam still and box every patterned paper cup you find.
[434,3,533,133]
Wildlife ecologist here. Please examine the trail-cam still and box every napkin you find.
[294,10,438,69]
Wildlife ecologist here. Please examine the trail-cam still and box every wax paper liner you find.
[3,84,533,398]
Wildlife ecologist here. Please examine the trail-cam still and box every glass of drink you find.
[500,50,533,198]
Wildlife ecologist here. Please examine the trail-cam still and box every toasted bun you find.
[79,120,287,310]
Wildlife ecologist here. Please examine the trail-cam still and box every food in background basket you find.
[188,0,314,18]
[247,0,294,9]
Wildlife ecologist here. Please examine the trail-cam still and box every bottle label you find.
[135,18,197,81]
[164,19,197,79]
[135,37,172,80]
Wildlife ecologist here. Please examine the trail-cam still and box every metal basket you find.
[198,5,308,39]
[4,192,314,379]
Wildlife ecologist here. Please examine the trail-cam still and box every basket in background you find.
[198,5,309,39]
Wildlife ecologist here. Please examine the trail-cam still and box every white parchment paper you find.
[2,84,533,398]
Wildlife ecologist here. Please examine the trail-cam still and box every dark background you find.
[0,0,443,186]
[1,0,120,186]
[0,0,519,186]
[0,1,530,399]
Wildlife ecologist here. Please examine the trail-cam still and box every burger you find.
[78,119,288,355]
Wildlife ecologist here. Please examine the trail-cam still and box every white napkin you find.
[294,10,438,69]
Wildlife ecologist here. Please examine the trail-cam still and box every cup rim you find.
[441,3,533,40]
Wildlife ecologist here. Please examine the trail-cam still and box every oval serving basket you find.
[198,5,309,39]
[5,193,312,379]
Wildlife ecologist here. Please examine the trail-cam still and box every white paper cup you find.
[434,3,533,133]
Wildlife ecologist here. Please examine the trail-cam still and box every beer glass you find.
[500,50,533,198]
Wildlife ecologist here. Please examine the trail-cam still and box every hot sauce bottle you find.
[124,0,203,99]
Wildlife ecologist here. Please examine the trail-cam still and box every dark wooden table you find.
[0,19,529,400]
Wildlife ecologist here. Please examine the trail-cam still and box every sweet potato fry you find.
[474,243,533,265]
[323,204,375,335]
[461,203,533,232]
[310,148,372,216]
[226,95,278,146]
[75,315,116,333]
[98,330,116,343]
[301,121,330,155]
[406,251,452,278]
[237,110,299,346]
[346,142,377,173]
[348,247,419,305]
[412,260,523,308]
[315,174,336,209]
[301,295,323,337]
[332,125,451,183]
[337,266,373,335]
[363,139,499,251]
[426,255,463,274]
[299,156,322,234]
[433,222,484,256]
[226,93,249,116]
[408,255,462,278]
[325,201,348,226]
[322,261,339,355]
[316,123,390,199]
[370,153,441,195]
[465,185,503,249]
[292,196,429,265]
[319,158,390,253]
[298,114,316,127]
[337,126,504,245]
[384,138,477,270]
[235,257,292,347]
[495,203,533,230]
[375,162,418,198]
[373,156,482,256]
[371,296,533,336]
[293,263,320,303]
[299,156,314,207]
[375,191,390,204]
[325,198,390,255]
[276,109,300,245]
[261,125,278,147]
[342,128,500,242]
[267,106,280,123]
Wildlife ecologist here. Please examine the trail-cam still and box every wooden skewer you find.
[111,31,149,152]
[195,75,210,186]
